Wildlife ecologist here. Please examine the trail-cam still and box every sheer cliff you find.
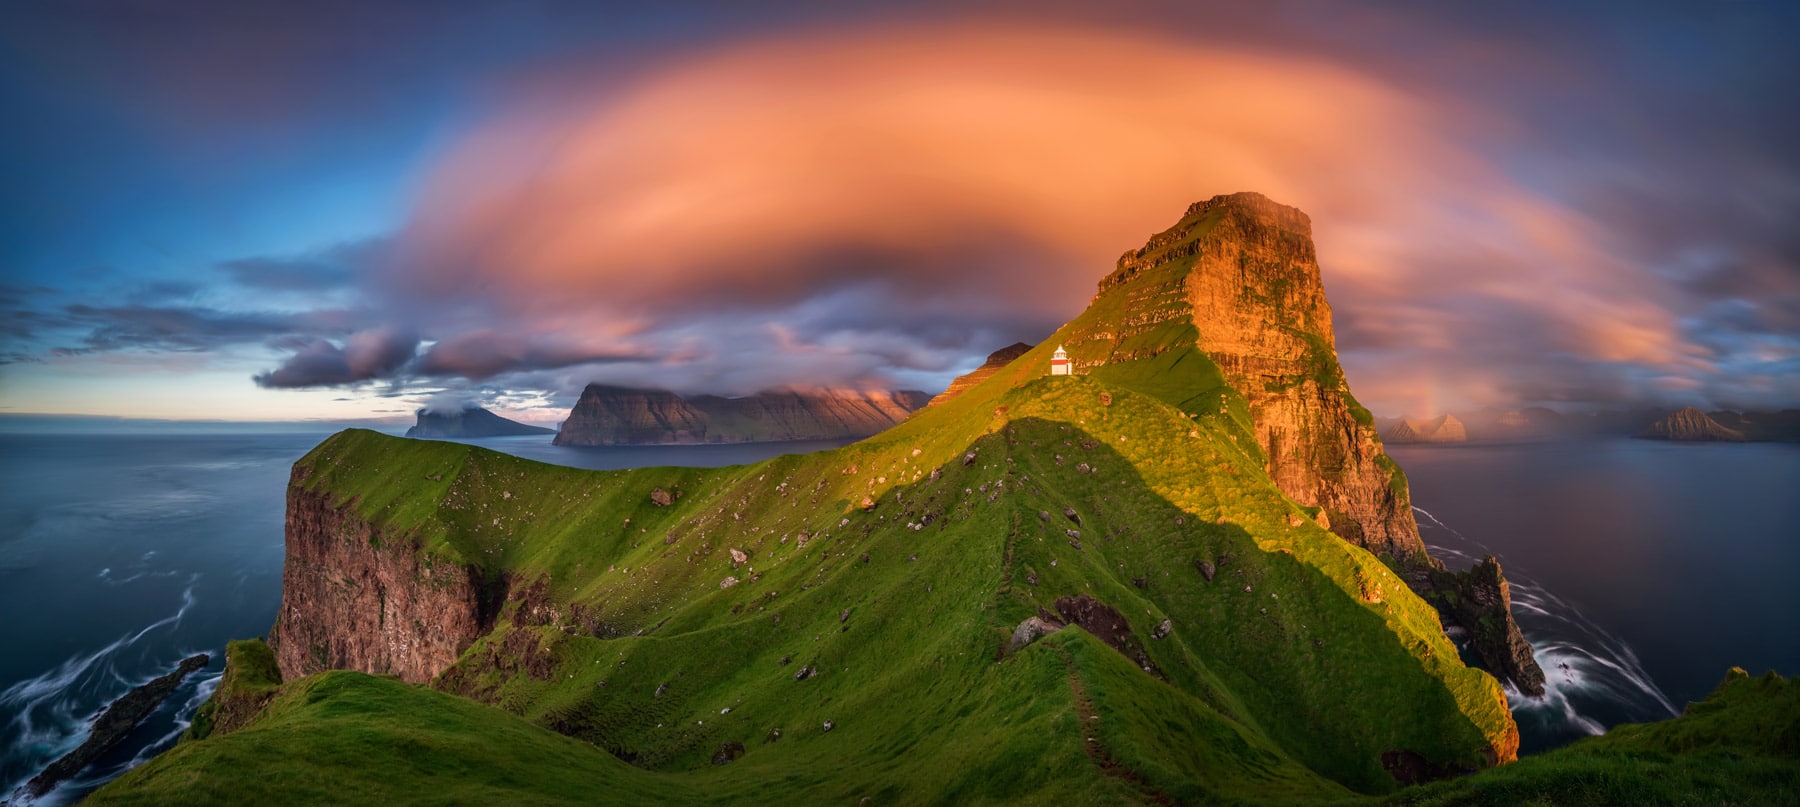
[1061,192,1420,560]
[553,386,930,446]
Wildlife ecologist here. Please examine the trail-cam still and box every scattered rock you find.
[650,487,675,507]
[860,496,876,510]
[1131,576,1147,589]
[766,727,782,743]
[1075,463,1092,474]
[778,654,792,666]
[730,548,748,565]
[1314,510,1331,530]
[712,741,746,765]
[1196,560,1216,581]
[1152,619,1173,640]
[963,451,978,466]
[839,608,851,624]
[1062,507,1081,525]
[1038,510,1051,522]
[1286,513,1305,527]
[720,576,739,589]
[794,664,816,681]
[1099,392,1113,406]
[822,720,835,732]
[1008,616,1065,652]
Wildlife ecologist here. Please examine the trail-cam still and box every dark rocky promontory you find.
[23,653,210,799]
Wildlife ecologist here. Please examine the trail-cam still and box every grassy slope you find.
[1389,668,1799,806]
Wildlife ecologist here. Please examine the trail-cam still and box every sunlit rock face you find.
[1088,192,1424,560]
[1638,407,1747,442]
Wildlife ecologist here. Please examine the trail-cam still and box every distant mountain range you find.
[405,407,554,438]
[1375,406,1800,444]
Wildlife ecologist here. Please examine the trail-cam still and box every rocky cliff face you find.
[929,342,1033,406]
[268,474,495,684]
[1638,407,1747,442]
[1076,192,1422,560]
[554,386,930,446]
[406,406,554,439]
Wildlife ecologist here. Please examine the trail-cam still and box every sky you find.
[1,1,1796,423]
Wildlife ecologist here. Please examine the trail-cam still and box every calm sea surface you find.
[1,428,1793,799]
[1390,438,1800,752]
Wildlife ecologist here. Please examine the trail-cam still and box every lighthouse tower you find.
[1049,345,1071,376]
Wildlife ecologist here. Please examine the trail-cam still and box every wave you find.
[1417,506,1678,742]
[1,580,204,804]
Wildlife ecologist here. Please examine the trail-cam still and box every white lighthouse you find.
[1049,345,1071,376]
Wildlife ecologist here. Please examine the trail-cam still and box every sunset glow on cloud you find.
[1,3,1795,421]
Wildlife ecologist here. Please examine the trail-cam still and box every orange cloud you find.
[383,21,1711,414]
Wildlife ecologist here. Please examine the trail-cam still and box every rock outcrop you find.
[553,386,930,446]
[1070,192,1421,560]
[1638,407,1748,442]
[929,342,1033,406]
[406,406,554,439]
[268,474,496,684]
[21,653,210,799]
[1425,557,1546,697]
[1384,414,1468,444]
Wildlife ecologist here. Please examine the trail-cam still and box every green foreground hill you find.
[93,194,1797,804]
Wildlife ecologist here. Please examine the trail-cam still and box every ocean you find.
[1,427,1794,800]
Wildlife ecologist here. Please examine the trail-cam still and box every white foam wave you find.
[1,581,202,801]
[1419,508,1679,738]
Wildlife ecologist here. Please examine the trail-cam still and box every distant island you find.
[1638,406,1747,442]
[1383,413,1467,444]
[1376,406,1800,444]
[928,342,1033,406]
[405,406,554,439]
[552,385,930,446]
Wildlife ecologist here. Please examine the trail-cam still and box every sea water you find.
[1390,437,1800,753]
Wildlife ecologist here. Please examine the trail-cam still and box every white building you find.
[1049,345,1071,376]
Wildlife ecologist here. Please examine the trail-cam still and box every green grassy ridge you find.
[263,368,1509,798]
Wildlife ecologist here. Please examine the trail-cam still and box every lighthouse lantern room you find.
[1049,345,1071,376]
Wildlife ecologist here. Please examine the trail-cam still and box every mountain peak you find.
[1183,191,1312,236]
[1639,406,1747,442]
